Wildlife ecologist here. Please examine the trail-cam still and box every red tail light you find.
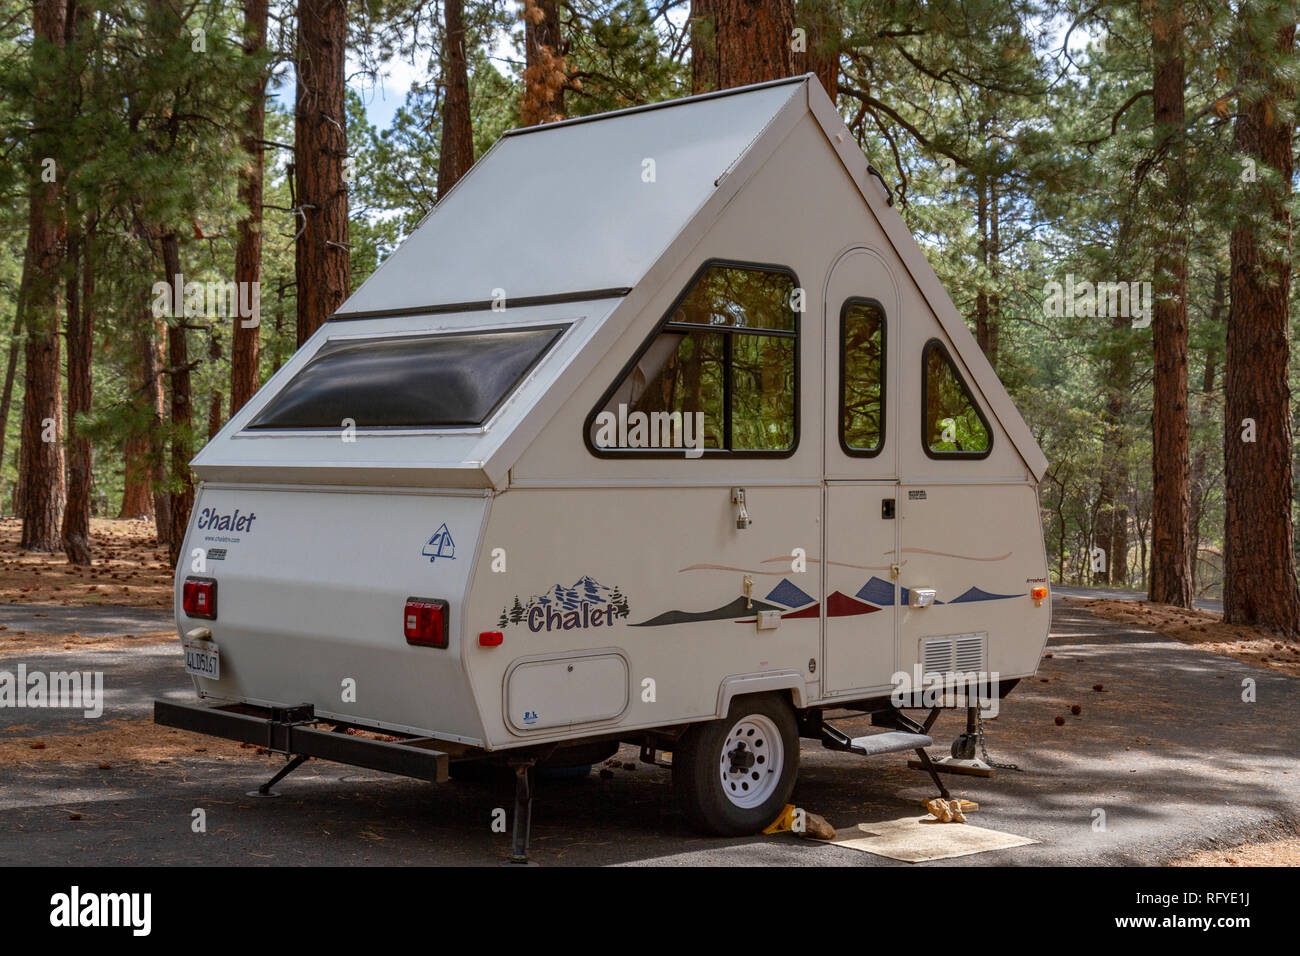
[479,630,503,647]
[404,598,449,648]
[183,577,218,619]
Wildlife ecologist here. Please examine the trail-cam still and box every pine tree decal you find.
[509,595,525,624]
[497,608,509,628]
[611,586,630,619]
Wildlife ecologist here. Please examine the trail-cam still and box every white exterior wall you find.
[463,114,1049,750]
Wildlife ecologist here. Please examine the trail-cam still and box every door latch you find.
[732,487,752,529]
[881,498,895,519]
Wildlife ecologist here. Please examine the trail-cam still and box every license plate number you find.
[184,641,220,679]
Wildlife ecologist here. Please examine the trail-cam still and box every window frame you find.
[920,337,994,460]
[837,296,888,458]
[584,258,802,459]
[244,322,570,435]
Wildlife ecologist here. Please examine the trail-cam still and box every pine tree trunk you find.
[1189,274,1224,595]
[294,0,350,346]
[521,0,565,125]
[145,315,170,545]
[714,0,795,89]
[231,0,268,414]
[1224,15,1299,637]
[61,220,94,565]
[796,0,838,99]
[119,432,154,519]
[690,0,717,93]
[1147,0,1192,608]
[1097,307,1134,586]
[0,300,23,487]
[17,0,68,551]
[161,234,193,567]
[438,0,475,196]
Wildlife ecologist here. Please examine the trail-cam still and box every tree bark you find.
[1224,13,1299,637]
[231,0,268,414]
[796,0,838,99]
[146,314,171,542]
[61,219,94,565]
[160,234,193,567]
[690,0,717,94]
[1189,272,1225,595]
[1147,0,1192,607]
[521,0,565,125]
[294,0,350,346]
[0,292,24,488]
[438,0,475,195]
[17,0,68,552]
[119,431,154,519]
[713,0,795,89]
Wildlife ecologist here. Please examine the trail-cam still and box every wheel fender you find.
[715,672,804,718]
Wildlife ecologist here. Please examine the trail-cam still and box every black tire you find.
[673,693,799,836]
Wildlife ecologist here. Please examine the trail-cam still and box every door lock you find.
[881,498,895,519]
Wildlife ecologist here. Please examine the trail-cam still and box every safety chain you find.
[977,712,1022,772]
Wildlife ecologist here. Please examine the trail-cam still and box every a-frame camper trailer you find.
[157,74,1051,856]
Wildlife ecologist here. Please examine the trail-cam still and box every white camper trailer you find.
[156,74,1051,853]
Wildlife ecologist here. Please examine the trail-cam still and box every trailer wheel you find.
[673,693,799,836]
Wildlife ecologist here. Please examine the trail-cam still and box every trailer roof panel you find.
[333,80,804,317]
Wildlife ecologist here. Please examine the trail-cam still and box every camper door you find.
[821,249,900,696]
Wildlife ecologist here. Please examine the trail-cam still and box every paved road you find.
[1,603,172,636]
[0,595,1295,865]
[1052,584,1223,612]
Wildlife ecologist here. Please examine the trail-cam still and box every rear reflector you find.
[182,577,218,619]
[1030,586,1048,601]
[479,631,503,647]
[404,598,449,648]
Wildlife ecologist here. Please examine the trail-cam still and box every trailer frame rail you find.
[153,699,450,783]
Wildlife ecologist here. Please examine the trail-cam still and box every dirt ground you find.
[0,517,172,608]
[0,718,262,768]
[1169,833,1300,866]
[1067,597,1300,679]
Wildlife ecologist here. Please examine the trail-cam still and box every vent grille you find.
[920,632,987,678]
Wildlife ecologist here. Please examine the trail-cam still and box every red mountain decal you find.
[826,591,880,617]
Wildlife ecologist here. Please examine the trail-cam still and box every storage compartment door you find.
[505,652,629,732]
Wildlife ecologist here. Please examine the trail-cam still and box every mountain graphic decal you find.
[499,576,629,629]
[764,578,816,608]
[631,596,783,627]
[947,586,1025,603]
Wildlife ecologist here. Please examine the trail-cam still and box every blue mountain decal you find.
[854,576,895,606]
[765,578,815,608]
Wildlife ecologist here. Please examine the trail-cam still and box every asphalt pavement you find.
[0,592,1295,865]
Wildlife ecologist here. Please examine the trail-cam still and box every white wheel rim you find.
[718,713,784,809]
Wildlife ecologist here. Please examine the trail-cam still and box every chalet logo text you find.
[500,576,631,632]
[196,506,257,533]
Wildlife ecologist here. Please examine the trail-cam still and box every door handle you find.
[732,487,752,529]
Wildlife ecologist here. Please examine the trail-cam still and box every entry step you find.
[831,730,933,756]
[848,730,933,755]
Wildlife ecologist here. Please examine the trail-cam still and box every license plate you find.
[183,640,220,679]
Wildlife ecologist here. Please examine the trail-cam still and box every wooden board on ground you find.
[908,758,994,777]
